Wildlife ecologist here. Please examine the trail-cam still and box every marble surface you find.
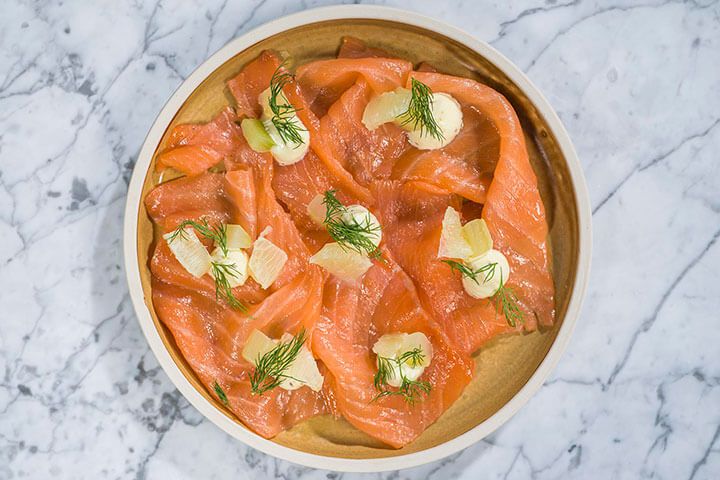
[1,0,719,478]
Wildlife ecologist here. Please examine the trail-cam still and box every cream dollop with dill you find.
[438,207,525,327]
[258,87,310,165]
[372,332,433,404]
[362,78,463,150]
[459,250,510,299]
[306,190,384,282]
[241,328,324,394]
[165,219,253,312]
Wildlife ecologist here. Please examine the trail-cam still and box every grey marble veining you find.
[1,0,719,478]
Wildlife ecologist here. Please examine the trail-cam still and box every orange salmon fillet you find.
[156,107,242,176]
[312,256,473,447]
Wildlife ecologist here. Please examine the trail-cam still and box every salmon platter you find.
[143,36,556,449]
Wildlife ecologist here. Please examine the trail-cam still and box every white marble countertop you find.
[1,0,719,478]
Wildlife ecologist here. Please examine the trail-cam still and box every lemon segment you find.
[241,329,278,366]
[240,118,275,153]
[226,224,252,250]
[309,242,373,282]
[437,207,473,260]
[241,329,324,392]
[362,88,412,131]
[306,194,327,226]
[163,228,212,278]
[462,218,493,257]
[278,333,324,392]
[248,233,288,289]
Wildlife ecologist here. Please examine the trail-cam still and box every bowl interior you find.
[136,19,579,459]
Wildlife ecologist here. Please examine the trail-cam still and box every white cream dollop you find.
[362,88,463,150]
[461,249,511,299]
[258,88,310,166]
[209,247,249,288]
[372,332,433,388]
[406,93,463,150]
[340,204,382,247]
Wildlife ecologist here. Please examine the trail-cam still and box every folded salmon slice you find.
[391,104,499,203]
[227,50,281,118]
[312,257,473,447]
[147,161,329,437]
[375,85,554,353]
[319,78,409,186]
[152,273,327,438]
[155,107,243,176]
[296,57,412,117]
[374,181,515,355]
[145,172,233,232]
[337,36,395,59]
[408,71,554,328]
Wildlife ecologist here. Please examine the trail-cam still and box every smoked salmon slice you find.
[373,181,516,355]
[155,107,243,176]
[227,50,281,118]
[312,257,473,448]
[147,157,329,437]
[152,275,327,438]
[337,36,395,59]
[319,78,409,187]
[296,57,412,117]
[391,104,499,204]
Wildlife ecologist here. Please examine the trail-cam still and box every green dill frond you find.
[396,347,425,369]
[213,381,229,406]
[168,218,248,313]
[168,218,228,255]
[269,64,306,146]
[442,259,497,285]
[372,348,432,405]
[322,190,383,259]
[397,78,444,141]
[249,329,307,395]
[443,259,523,327]
[210,262,247,312]
[494,275,524,328]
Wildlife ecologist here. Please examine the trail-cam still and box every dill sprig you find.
[168,218,229,255]
[443,259,525,327]
[397,78,444,141]
[322,190,382,260]
[268,64,306,146]
[249,329,306,395]
[213,381,229,406]
[494,275,524,328]
[442,259,497,285]
[168,218,247,312]
[372,347,431,405]
[210,262,248,312]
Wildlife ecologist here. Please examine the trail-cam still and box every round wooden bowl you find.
[123,5,591,472]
